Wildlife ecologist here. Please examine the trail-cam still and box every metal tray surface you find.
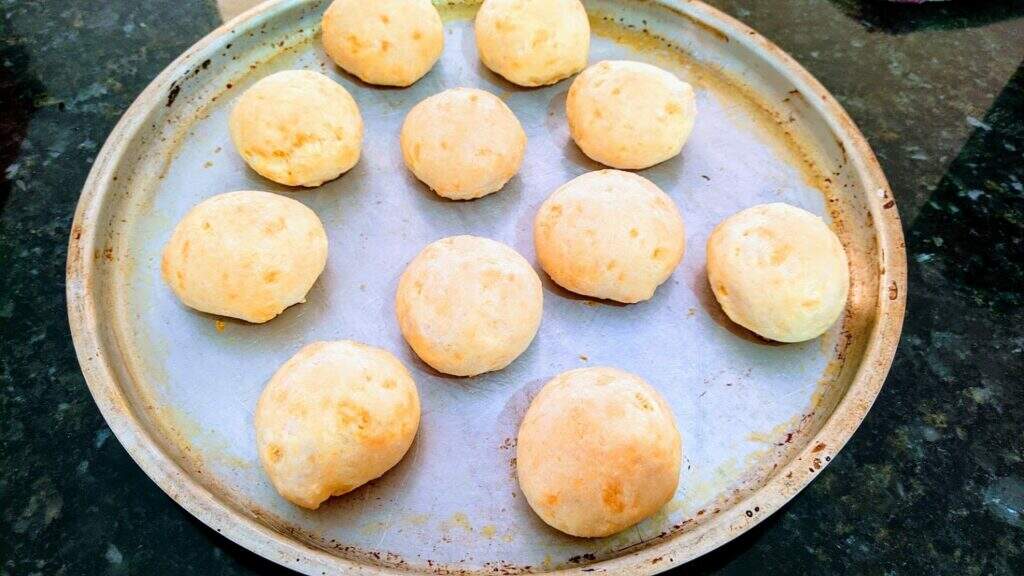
[67,1,906,574]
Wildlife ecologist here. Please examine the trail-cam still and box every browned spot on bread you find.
[634,392,653,411]
[336,401,372,431]
[482,269,505,286]
[361,429,397,449]
[267,444,283,463]
[263,270,280,283]
[770,244,790,265]
[264,217,285,235]
[346,34,362,53]
[531,29,549,48]
[544,493,559,507]
[379,13,389,23]
[602,482,625,513]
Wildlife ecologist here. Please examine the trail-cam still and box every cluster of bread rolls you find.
[159,0,848,537]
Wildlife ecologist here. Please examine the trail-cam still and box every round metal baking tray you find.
[67,1,906,573]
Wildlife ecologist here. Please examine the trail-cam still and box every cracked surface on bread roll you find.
[255,341,420,509]
[474,0,590,87]
[534,170,685,303]
[401,88,526,200]
[229,70,362,187]
[161,190,328,323]
[707,202,850,342]
[517,367,682,537]
[395,235,543,377]
[322,0,443,87]
[567,60,696,169]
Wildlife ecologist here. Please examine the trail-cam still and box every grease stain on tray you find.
[442,512,474,533]
[153,404,252,471]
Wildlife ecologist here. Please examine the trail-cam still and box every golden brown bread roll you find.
[517,367,682,537]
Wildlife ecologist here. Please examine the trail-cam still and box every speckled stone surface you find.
[0,1,1021,574]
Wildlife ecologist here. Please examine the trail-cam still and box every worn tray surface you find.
[67,0,905,574]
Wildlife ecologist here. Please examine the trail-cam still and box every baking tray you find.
[66,0,906,574]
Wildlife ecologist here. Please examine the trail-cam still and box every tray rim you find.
[65,0,907,574]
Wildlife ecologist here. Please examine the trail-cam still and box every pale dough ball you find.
[517,367,681,537]
[567,60,697,169]
[706,203,850,342]
[395,236,543,376]
[161,191,328,323]
[401,88,527,200]
[322,0,444,87]
[534,170,685,303]
[475,0,590,87]
[255,341,420,509]
[229,70,362,187]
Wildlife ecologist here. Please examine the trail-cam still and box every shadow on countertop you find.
[829,0,1024,34]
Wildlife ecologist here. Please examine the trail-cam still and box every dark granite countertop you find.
[1,1,1022,574]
